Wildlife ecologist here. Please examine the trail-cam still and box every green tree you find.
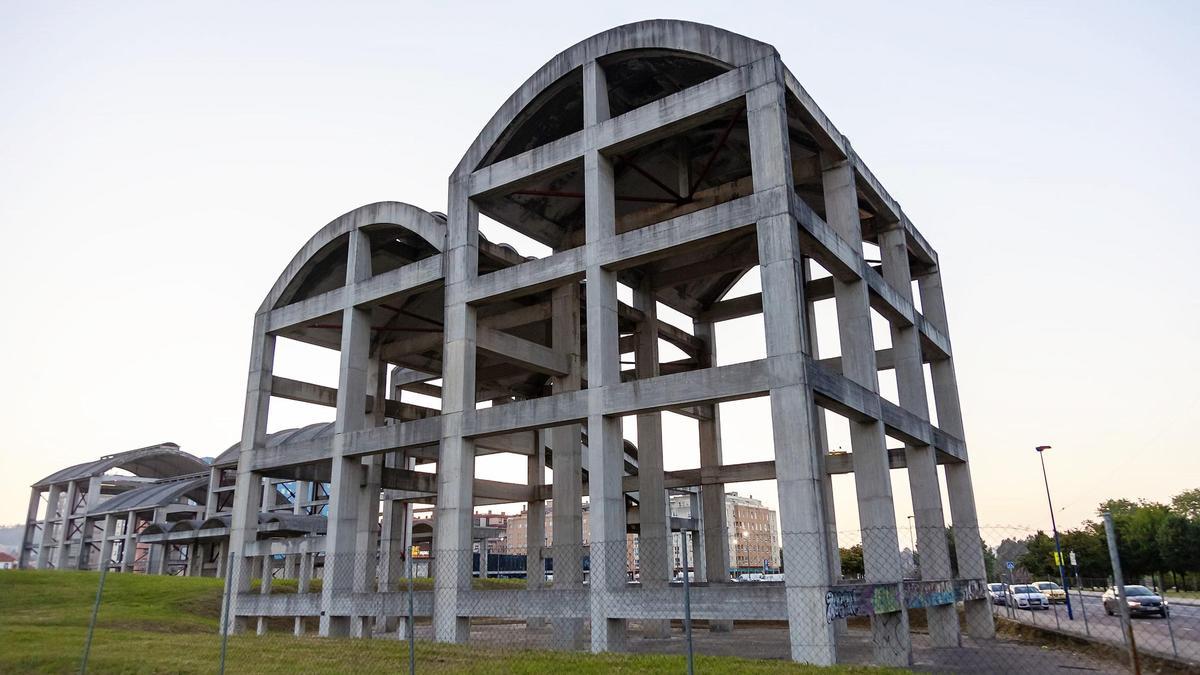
[840,544,864,578]
[1017,531,1057,578]
[1170,488,1200,521]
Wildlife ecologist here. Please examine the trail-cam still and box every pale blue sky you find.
[1,2,1196,537]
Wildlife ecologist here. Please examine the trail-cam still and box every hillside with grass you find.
[0,570,898,674]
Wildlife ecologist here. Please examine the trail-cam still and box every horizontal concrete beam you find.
[476,326,569,376]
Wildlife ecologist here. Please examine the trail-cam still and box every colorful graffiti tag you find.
[825,578,988,622]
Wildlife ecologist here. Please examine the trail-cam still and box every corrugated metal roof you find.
[89,476,209,516]
[33,444,209,488]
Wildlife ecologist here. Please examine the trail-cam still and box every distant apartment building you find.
[669,491,780,575]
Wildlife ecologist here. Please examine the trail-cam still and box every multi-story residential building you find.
[669,491,780,576]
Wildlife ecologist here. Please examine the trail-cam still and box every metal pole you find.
[80,559,109,674]
[407,550,415,675]
[1103,512,1140,675]
[219,550,235,675]
[1164,601,1178,658]
[1036,446,1074,620]
[1075,567,1090,637]
[680,530,694,675]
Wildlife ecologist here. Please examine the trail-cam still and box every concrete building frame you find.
[214,20,987,666]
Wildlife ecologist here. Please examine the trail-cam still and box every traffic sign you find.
[1069,550,1077,567]
[1006,561,1015,570]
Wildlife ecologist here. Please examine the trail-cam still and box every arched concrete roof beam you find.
[258,201,448,314]
[455,19,776,179]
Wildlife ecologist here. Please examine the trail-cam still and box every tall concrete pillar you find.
[351,357,386,637]
[919,270,995,638]
[257,552,273,635]
[549,279,585,648]
[56,481,78,568]
[434,177,479,643]
[20,487,41,568]
[295,539,313,636]
[525,430,547,632]
[582,57,626,653]
[634,274,670,639]
[321,227,373,638]
[822,158,909,666]
[747,69,836,665]
[693,320,732,632]
[98,515,117,572]
[879,227,960,646]
[225,311,274,632]
[120,511,139,572]
[802,259,844,593]
[38,484,62,569]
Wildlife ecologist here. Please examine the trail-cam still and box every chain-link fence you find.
[8,522,1198,673]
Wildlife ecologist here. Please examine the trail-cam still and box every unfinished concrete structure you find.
[210,19,992,665]
[19,443,210,572]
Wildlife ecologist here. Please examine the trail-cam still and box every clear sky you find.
[1,2,1196,539]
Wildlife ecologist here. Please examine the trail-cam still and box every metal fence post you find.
[407,550,414,675]
[1103,512,1140,675]
[1075,573,1090,637]
[680,531,694,675]
[219,550,235,675]
[80,559,110,674]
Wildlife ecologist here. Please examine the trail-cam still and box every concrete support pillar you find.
[38,484,62,569]
[350,356,386,637]
[748,70,836,665]
[98,514,117,572]
[549,279,585,648]
[634,274,670,639]
[121,511,139,572]
[525,430,547,632]
[822,158,909,666]
[919,271,995,638]
[150,543,167,575]
[20,487,41,568]
[295,540,313,636]
[215,540,228,579]
[56,480,78,569]
[76,476,104,569]
[187,542,202,577]
[257,553,272,635]
[879,227,960,647]
[225,311,274,633]
[434,178,479,644]
[693,320,733,632]
[581,58,626,653]
[321,227,373,638]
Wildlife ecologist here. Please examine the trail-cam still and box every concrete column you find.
[693,320,733,632]
[150,543,168,575]
[225,311,274,633]
[257,553,272,635]
[634,273,670,639]
[525,430,547,632]
[351,357,385,637]
[823,158,909,666]
[919,270,995,638]
[75,477,104,569]
[20,487,41,568]
[215,540,228,579]
[748,70,836,665]
[879,227,960,646]
[549,279,585,648]
[582,57,626,653]
[295,539,313,636]
[187,542,203,577]
[120,511,139,572]
[38,484,62,569]
[98,515,117,572]
[321,227,373,638]
[56,480,78,568]
[433,177,479,643]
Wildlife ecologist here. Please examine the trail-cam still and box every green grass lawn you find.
[0,570,899,674]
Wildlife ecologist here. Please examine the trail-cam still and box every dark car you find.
[1102,585,1169,618]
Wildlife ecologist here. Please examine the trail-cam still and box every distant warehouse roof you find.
[87,475,210,517]
[33,443,209,488]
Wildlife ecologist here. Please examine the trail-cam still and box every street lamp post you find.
[1036,445,1074,620]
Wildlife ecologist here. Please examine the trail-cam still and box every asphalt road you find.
[993,591,1200,665]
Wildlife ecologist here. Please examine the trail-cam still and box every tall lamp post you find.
[1036,445,1074,620]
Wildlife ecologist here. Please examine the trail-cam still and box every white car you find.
[987,582,1007,605]
[1008,584,1050,610]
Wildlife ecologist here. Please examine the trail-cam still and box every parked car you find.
[1102,585,1169,618]
[987,582,1007,605]
[1008,584,1050,610]
[1033,581,1067,604]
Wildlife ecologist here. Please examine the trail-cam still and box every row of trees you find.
[835,489,1200,589]
[996,489,1200,589]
